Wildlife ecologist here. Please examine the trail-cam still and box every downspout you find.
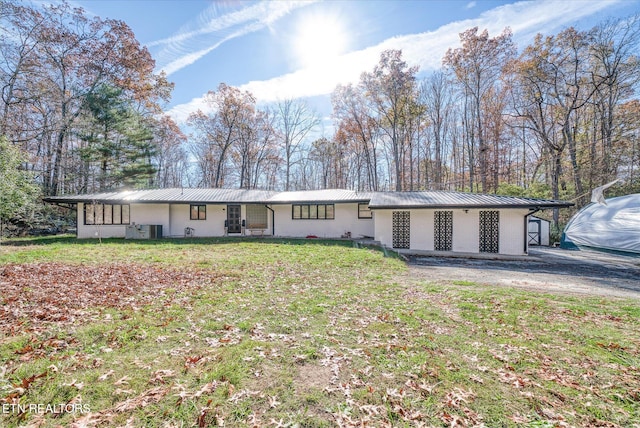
[265,205,275,236]
[524,208,541,255]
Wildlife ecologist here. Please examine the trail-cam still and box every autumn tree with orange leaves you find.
[0,0,173,196]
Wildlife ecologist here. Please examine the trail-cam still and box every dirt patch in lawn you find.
[0,262,222,336]
[295,362,333,392]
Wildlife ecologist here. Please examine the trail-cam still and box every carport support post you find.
[524,208,541,254]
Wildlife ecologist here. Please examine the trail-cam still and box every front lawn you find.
[1,237,638,426]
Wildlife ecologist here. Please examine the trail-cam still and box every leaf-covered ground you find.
[0,237,639,427]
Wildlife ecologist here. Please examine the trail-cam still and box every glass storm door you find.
[227,205,241,233]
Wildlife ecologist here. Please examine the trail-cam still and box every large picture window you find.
[246,205,268,228]
[190,205,207,220]
[292,204,334,220]
[84,203,130,225]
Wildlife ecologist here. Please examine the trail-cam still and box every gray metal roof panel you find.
[44,189,572,208]
[44,188,277,204]
[265,189,375,204]
[368,191,573,209]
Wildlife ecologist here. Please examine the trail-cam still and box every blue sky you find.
[73,0,638,134]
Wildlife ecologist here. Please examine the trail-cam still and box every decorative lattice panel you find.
[392,211,410,249]
[434,211,453,251]
[479,210,500,253]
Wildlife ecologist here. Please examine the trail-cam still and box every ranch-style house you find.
[44,188,572,256]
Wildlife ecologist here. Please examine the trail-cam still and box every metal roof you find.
[367,191,573,209]
[266,189,374,204]
[44,188,572,209]
[44,188,277,204]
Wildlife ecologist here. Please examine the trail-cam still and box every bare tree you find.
[361,50,419,191]
[188,84,256,188]
[274,98,319,190]
[444,27,515,192]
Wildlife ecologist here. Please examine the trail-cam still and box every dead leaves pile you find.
[0,262,219,335]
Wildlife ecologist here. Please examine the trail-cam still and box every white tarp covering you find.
[562,194,640,254]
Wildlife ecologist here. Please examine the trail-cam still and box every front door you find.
[227,205,241,233]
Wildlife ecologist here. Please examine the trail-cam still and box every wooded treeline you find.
[1,0,639,226]
[0,1,188,198]
[327,22,640,207]
[185,17,640,219]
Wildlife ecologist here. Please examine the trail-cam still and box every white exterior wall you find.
[169,204,228,237]
[75,200,528,253]
[374,210,393,247]
[499,209,529,255]
[131,204,170,233]
[76,202,275,239]
[271,203,374,238]
[374,208,530,255]
[452,210,478,252]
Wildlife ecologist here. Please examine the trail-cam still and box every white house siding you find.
[452,210,478,253]
[499,209,530,254]
[131,204,170,233]
[374,210,393,248]
[271,203,374,238]
[169,204,227,237]
[374,208,530,255]
[169,204,275,237]
[77,203,168,239]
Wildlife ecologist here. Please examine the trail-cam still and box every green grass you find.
[1,236,639,427]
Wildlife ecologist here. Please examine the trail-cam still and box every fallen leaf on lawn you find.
[196,399,213,428]
[268,395,280,408]
[150,369,175,384]
[113,386,169,412]
[62,379,84,390]
[443,387,476,409]
[98,369,115,381]
[114,376,130,386]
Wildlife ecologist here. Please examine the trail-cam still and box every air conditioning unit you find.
[125,224,163,240]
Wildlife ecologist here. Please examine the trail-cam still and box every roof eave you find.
[43,197,273,204]
[369,203,573,210]
[267,199,371,205]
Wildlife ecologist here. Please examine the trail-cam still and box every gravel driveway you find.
[408,247,640,299]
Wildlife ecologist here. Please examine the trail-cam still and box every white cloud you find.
[167,0,624,124]
[152,0,316,76]
[466,1,477,9]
